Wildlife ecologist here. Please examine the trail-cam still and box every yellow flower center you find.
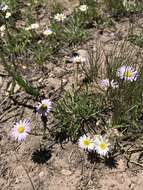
[18,126,25,133]
[99,143,107,150]
[124,71,132,78]
[40,104,47,111]
[83,139,90,146]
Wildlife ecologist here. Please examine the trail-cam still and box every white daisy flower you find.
[36,99,52,116]
[0,25,5,37]
[79,135,95,151]
[117,66,138,82]
[94,135,110,157]
[100,79,118,90]
[43,28,53,36]
[5,12,11,19]
[25,23,39,31]
[11,120,30,142]
[79,5,88,12]
[72,55,86,64]
[54,13,66,22]
[30,23,39,29]
[0,25,5,32]
[1,4,9,12]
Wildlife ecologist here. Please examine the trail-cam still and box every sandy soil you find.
[1,0,143,190]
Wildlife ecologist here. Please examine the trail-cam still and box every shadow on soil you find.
[87,152,118,169]
[31,148,52,164]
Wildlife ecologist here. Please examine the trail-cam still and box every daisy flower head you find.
[25,23,39,31]
[0,25,5,37]
[54,13,66,22]
[11,120,30,142]
[36,99,52,116]
[79,5,88,12]
[0,3,9,12]
[94,135,110,157]
[72,55,86,64]
[117,66,138,82]
[30,23,39,29]
[5,12,11,19]
[79,134,95,151]
[100,79,118,90]
[43,28,53,36]
[0,25,5,32]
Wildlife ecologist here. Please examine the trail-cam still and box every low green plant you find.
[50,1,99,45]
[128,23,143,48]
[0,3,39,96]
[104,43,143,126]
[51,1,63,17]
[122,0,143,13]
[55,89,103,141]
[55,41,143,141]
[103,0,143,16]
[103,0,126,16]
[63,11,87,45]
[0,51,39,97]
[80,0,99,26]
[129,34,143,48]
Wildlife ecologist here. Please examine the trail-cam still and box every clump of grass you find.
[128,23,143,48]
[103,0,143,17]
[50,1,99,46]
[103,0,126,17]
[129,34,143,48]
[122,0,143,13]
[63,10,87,45]
[51,1,63,16]
[55,89,104,141]
[79,0,99,27]
[103,42,143,127]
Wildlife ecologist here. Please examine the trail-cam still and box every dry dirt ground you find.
[1,1,143,190]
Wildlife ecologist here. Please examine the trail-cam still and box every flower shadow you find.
[104,156,118,169]
[87,151,100,164]
[87,152,118,169]
[31,147,52,164]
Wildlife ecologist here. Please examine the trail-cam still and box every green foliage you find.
[51,1,63,16]
[123,0,143,13]
[0,53,39,97]
[55,41,143,140]
[63,10,87,45]
[80,0,99,24]
[80,0,97,6]
[129,34,143,48]
[2,0,18,9]
[103,0,126,16]
[87,42,143,128]
[55,90,103,141]
[103,0,143,16]
[32,41,55,65]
